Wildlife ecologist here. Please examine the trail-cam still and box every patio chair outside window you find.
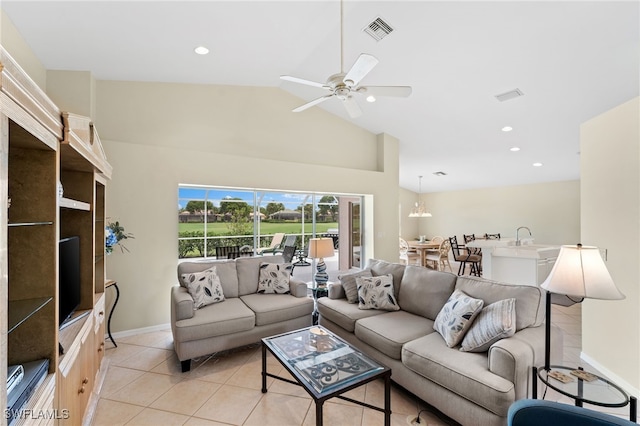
[256,233,285,255]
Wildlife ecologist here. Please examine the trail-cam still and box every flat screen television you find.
[59,236,81,328]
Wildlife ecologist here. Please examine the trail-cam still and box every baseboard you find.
[581,351,640,398]
[106,322,171,340]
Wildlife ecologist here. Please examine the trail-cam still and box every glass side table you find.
[532,365,636,422]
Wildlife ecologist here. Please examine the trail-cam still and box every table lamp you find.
[308,238,334,287]
[540,244,625,371]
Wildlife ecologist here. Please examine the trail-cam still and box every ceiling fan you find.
[280,1,412,118]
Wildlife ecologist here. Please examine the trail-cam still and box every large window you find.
[178,186,341,259]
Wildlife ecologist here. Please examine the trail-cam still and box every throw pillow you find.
[356,274,400,311]
[460,298,516,352]
[433,289,484,347]
[339,269,373,303]
[257,262,292,294]
[181,266,225,309]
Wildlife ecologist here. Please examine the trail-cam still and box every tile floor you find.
[90,278,635,425]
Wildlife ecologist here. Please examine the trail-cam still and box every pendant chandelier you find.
[409,176,432,218]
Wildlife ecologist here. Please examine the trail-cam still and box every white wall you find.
[415,180,581,245]
[94,80,400,332]
[580,97,639,395]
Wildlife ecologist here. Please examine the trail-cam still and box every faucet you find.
[516,226,532,246]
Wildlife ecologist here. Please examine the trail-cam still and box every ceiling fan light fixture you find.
[366,95,376,103]
[409,176,432,218]
[194,46,209,55]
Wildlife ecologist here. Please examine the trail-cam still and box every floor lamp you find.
[308,238,335,287]
[540,244,625,371]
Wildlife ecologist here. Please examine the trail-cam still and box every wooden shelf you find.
[8,297,53,333]
[59,197,90,211]
[8,221,54,227]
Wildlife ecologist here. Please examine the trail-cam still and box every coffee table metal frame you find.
[262,326,392,426]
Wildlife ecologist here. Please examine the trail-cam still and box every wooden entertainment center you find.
[1,47,112,424]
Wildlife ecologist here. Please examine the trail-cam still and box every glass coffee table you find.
[262,326,391,426]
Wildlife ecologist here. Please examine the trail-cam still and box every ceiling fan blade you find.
[343,54,379,87]
[280,75,326,88]
[358,85,413,97]
[292,94,334,112]
[342,96,362,118]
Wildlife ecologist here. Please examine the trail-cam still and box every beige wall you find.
[409,180,581,245]
[94,80,400,332]
[581,97,639,395]
[0,11,46,90]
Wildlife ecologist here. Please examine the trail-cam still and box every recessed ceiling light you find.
[502,126,513,132]
[194,46,209,55]
[366,95,376,103]
[533,162,543,167]
[510,147,520,152]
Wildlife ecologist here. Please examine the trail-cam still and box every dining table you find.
[408,240,440,267]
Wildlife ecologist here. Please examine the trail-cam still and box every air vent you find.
[495,88,524,102]
[433,171,447,177]
[363,17,394,41]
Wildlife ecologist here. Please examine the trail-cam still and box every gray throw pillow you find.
[434,289,484,347]
[356,274,400,311]
[257,262,292,294]
[339,269,373,303]
[181,266,225,309]
[460,298,516,352]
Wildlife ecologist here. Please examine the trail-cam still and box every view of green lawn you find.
[178,222,337,235]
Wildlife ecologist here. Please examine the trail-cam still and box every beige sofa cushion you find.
[355,311,435,360]
[398,265,457,320]
[240,294,314,326]
[178,259,239,298]
[402,332,515,417]
[455,276,544,331]
[237,255,283,295]
[173,298,254,342]
[317,297,387,332]
[365,259,406,299]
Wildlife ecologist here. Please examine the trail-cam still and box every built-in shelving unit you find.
[1,46,111,425]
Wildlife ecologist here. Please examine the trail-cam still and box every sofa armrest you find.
[488,325,563,399]
[289,278,308,297]
[171,285,195,321]
[328,282,346,299]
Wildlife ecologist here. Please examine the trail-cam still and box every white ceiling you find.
[2,1,638,193]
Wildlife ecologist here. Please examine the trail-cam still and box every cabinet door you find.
[94,295,106,371]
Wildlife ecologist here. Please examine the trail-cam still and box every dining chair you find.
[449,236,481,276]
[425,239,453,272]
[430,236,444,245]
[484,233,501,240]
[399,237,421,266]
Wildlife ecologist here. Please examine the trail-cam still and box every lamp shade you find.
[308,238,334,259]
[541,245,625,300]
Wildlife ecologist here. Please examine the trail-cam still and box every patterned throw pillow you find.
[257,263,292,294]
[433,289,484,347]
[356,274,400,311]
[339,269,373,303]
[460,298,516,352]
[180,266,225,309]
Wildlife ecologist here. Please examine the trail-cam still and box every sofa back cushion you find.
[365,259,406,299]
[177,259,239,298]
[455,276,544,331]
[237,255,284,295]
[398,266,457,320]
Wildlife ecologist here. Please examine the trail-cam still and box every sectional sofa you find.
[171,255,314,372]
[317,259,563,426]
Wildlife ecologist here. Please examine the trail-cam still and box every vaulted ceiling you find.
[3,1,638,192]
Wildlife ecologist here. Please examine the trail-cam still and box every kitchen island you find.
[466,239,560,286]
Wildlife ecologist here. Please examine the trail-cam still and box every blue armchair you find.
[509,400,635,426]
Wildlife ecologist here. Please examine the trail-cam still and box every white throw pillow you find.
[460,298,516,352]
[180,266,225,309]
[434,289,484,347]
[257,262,292,294]
[356,274,400,311]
